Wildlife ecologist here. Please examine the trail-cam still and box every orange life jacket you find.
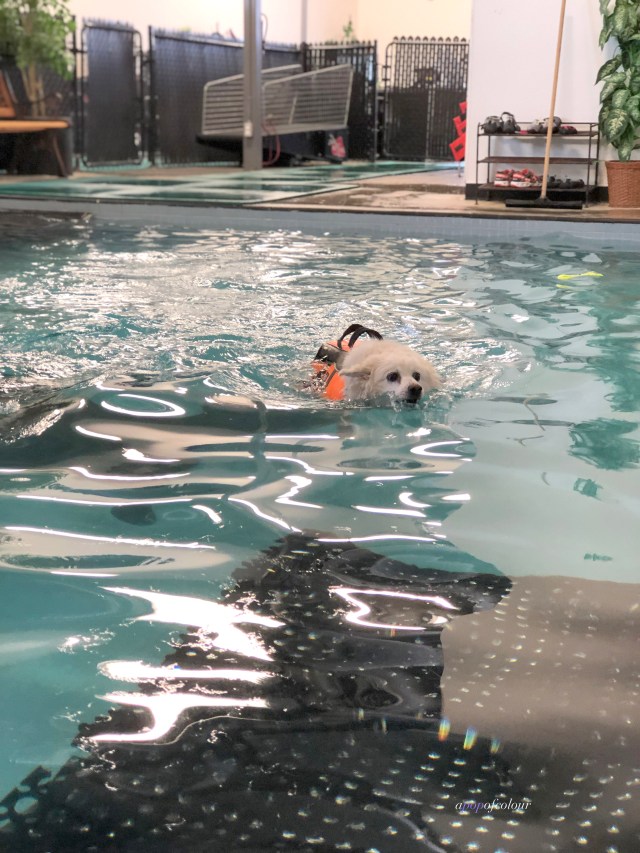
[310,324,383,401]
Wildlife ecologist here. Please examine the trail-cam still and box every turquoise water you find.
[1,214,639,851]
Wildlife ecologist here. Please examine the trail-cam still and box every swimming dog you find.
[312,324,440,404]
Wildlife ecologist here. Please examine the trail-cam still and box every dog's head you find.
[339,339,440,404]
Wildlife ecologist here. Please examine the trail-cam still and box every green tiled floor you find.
[0,162,457,207]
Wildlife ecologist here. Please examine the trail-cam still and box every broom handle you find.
[541,0,567,197]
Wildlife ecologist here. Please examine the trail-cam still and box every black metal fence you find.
[382,37,469,160]
[302,41,377,161]
[2,21,469,170]
[79,20,144,166]
[149,29,300,165]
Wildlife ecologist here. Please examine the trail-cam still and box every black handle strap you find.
[336,323,383,349]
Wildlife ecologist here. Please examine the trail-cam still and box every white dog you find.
[339,338,440,403]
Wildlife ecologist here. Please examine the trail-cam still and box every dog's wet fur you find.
[339,339,440,404]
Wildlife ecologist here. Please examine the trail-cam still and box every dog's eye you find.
[412,372,421,381]
[386,371,400,383]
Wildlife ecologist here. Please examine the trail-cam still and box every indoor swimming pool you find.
[0,212,638,851]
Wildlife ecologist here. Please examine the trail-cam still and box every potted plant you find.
[597,0,640,206]
[0,0,75,116]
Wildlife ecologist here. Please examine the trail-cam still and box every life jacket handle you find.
[336,323,383,350]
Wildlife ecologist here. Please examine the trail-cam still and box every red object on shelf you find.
[449,101,467,161]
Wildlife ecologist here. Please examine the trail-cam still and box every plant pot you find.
[605,160,640,208]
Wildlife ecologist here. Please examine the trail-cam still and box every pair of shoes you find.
[547,176,585,189]
[494,168,515,186]
[511,168,541,188]
[543,116,562,133]
[527,116,562,134]
[559,125,578,134]
[494,168,540,187]
[482,111,520,134]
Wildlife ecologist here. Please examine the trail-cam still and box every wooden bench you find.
[0,71,71,177]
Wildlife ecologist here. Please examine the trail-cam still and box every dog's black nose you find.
[407,384,422,401]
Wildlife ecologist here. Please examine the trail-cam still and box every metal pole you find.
[243,0,262,170]
[301,0,308,43]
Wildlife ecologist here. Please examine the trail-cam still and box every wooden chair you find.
[0,71,71,177]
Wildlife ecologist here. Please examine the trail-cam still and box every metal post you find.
[243,0,262,170]
[301,0,308,43]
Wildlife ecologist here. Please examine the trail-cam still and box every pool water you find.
[0,214,639,851]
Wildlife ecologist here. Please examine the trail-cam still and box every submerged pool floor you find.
[0,215,639,851]
[0,161,456,206]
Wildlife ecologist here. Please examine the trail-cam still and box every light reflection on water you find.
[1,217,639,850]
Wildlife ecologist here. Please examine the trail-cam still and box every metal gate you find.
[79,20,144,166]
[302,42,377,161]
[382,37,469,161]
[149,29,300,165]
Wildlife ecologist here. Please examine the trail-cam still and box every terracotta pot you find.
[606,160,640,208]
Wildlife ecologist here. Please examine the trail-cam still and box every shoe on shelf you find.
[482,115,502,134]
[559,125,578,134]
[527,119,545,134]
[500,111,520,133]
[511,169,540,188]
[494,169,515,186]
[541,116,562,133]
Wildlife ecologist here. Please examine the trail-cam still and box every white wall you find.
[465,0,606,185]
[355,0,471,49]
[68,0,470,49]
[68,0,357,46]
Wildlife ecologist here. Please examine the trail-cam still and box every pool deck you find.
[1,161,640,225]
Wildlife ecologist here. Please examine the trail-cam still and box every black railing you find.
[302,41,377,161]
[382,37,469,161]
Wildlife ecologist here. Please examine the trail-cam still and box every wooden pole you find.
[540,0,567,197]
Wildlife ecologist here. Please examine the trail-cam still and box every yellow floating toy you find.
[557,271,603,280]
[556,271,604,289]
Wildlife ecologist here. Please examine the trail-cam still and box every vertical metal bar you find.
[71,17,81,167]
[243,0,262,171]
[79,22,88,167]
[147,26,157,165]
[133,29,144,164]
[370,41,377,160]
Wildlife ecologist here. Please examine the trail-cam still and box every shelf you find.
[479,156,597,165]
[475,120,600,207]
[480,130,596,139]
[479,184,589,192]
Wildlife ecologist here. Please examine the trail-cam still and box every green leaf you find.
[599,0,612,14]
[627,95,640,123]
[600,72,627,102]
[603,107,630,141]
[612,2,632,38]
[596,55,622,82]
[616,127,637,160]
[600,20,614,47]
[612,88,631,108]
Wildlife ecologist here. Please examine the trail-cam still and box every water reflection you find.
[0,383,475,577]
[1,533,513,850]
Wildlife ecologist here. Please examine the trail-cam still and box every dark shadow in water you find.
[1,532,516,852]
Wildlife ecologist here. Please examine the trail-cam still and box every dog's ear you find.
[339,368,371,380]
